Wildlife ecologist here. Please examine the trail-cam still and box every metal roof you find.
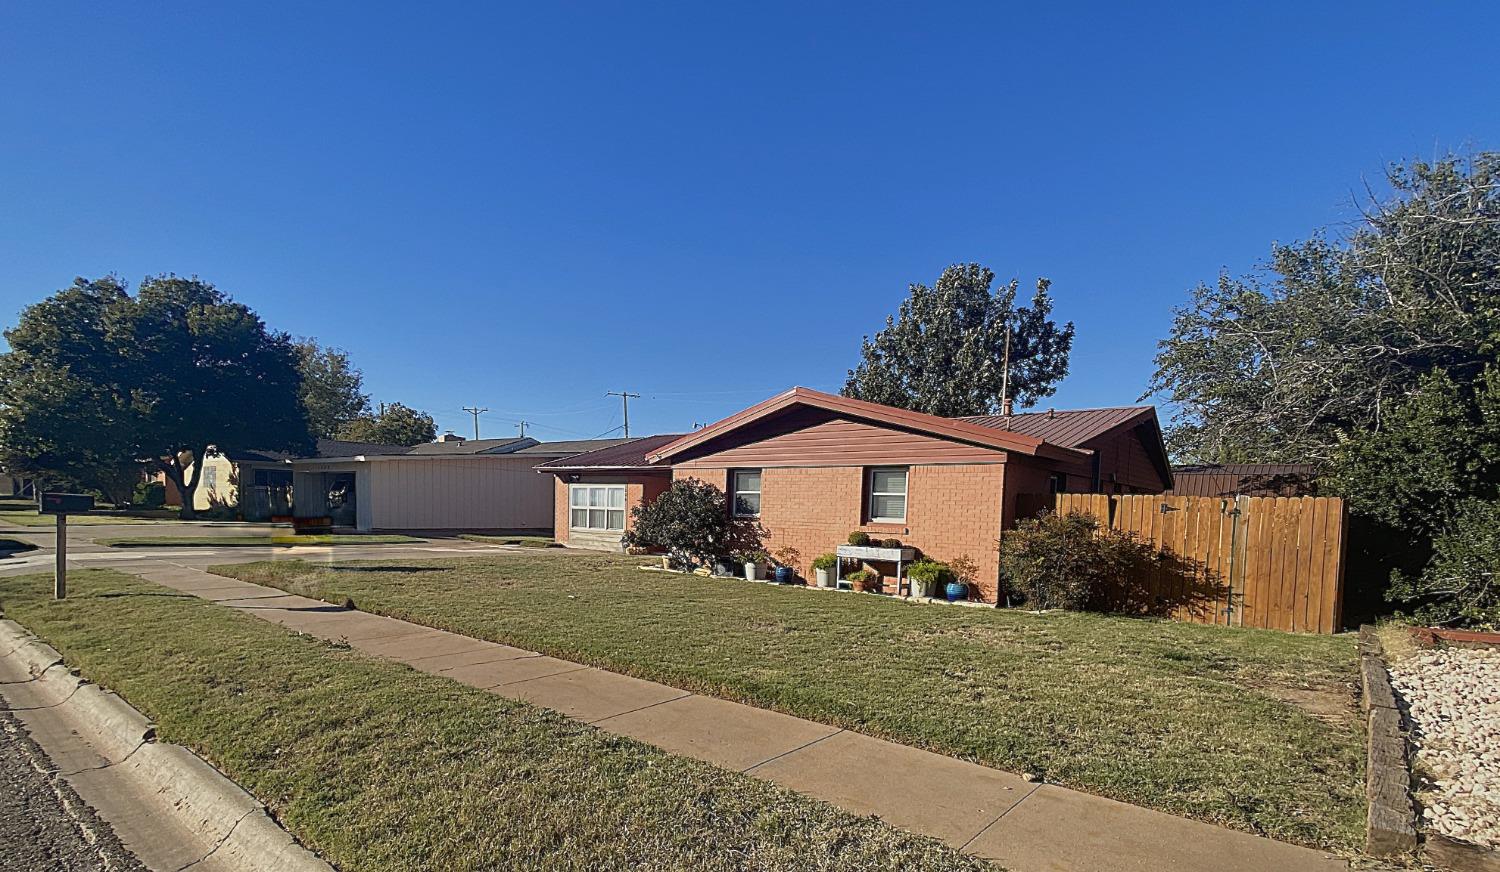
[402,437,534,455]
[535,434,685,470]
[512,438,637,456]
[958,406,1154,449]
[1168,463,1320,497]
[215,438,411,463]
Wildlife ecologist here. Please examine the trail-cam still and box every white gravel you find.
[1388,645,1500,849]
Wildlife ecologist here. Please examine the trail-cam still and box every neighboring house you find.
[3,470,36,499]
[170,439,409,517]
[539,387,1172,603]
[1166,463,1320,497]
[536,434,685,551]
[288,436,630,531]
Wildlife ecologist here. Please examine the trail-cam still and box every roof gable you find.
[958,406,1155,449]
[647,388,1088,464]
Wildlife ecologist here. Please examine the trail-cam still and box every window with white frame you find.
[203,465,218,490]
[569,484,625,532]
[866,467,908,523]
[731,469,761,516]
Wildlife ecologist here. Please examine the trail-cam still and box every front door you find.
[326,473,357,528]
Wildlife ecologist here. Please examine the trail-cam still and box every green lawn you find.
[98,534,423,548]
[0,498,182,527]
[458,533,560,548]
[0,569,988,871]
[219,551,1367,853]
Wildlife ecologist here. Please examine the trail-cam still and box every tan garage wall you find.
[365,457,555,531]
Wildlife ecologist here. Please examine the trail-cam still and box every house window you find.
[1048,472,1066,494]
[731,469,761,516]
[569,485,625,532]
[866,467,908,523]
[204,466,218,490]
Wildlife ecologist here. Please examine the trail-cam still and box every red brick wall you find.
[674,463,1007,601]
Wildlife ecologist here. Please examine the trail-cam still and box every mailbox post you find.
[39,493,94,600]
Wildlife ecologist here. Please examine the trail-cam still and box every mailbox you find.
[39,493,95,515]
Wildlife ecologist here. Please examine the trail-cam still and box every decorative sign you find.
[39,493,94,515]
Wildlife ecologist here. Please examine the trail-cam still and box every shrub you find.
[134,480,167,509]
[949,554,980,585]
[847,531,871,546]
[811,553,837,571]
[773,545,802,574]
[879,537,903,549]
[999,510,1155,611]
[908,559,952,586]
[626,479,765,569]
[1390,498,1500,629]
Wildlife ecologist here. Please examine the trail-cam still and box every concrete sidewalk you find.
[123,560,1348,872]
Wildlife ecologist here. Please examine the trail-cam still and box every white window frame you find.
[203,465,218,490]
[569,484,626,532]
[866,466,908,523]
[730,469,762,517]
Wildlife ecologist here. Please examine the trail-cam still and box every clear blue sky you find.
[3,3,1497,442]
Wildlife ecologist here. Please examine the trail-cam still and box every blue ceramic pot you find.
[773,566,795,584]
[944,581,968,602]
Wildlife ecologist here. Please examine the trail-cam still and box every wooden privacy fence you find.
[1014,493,1348,634]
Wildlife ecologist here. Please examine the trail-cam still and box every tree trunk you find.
[158,450,202,520]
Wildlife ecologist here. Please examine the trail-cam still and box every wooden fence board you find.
[1020,492,1348,633]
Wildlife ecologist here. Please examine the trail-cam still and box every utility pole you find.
[516,420,531,438]
[605,391,641,437]
[1000,324,1014,418]
[462,406,488,440]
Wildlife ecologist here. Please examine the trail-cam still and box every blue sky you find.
[3,3,1497,442]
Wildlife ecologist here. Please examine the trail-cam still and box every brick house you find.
[538,387,1172,602]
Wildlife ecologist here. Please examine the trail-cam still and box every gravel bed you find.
[0,709,146,871]
[1389,645,1500,849]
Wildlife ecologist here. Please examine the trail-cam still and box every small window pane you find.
[607,488,625,508]
[733,470,761,492]
[734,493,761,516]
[588,509,606,528]
[570,508,588,528]
[570,488,586,508]
[606,509,625,530]
[871,494,906,521]
[588,487,604,507]
[871,468,906,494]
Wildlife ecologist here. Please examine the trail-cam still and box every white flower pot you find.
[815,568,832,588]
[744,562,760,581]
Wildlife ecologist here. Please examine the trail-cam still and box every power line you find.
[605,390,641,438]
[461,406,488,440]
[516,420,531,438]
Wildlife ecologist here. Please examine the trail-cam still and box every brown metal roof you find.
[513,438,636,456]
[535,434,685,471]
[648,388,1089,464]
[1168,464,1320,497]
[958,406,1154,449]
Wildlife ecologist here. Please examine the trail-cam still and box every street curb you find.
[0,618,333,872]
[1358,625,1418,858]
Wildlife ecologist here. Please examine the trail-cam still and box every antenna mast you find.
[1000,324,1013,418]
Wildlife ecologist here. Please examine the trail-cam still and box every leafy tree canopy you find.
[1149,154,1500,464]
[843,263,1074,417]
[295,338,369,439]
[0,275,312,518]
[337,402,436,447]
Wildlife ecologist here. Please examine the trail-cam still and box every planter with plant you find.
[907,558,951,599]
[737,549,769,581]
[847,531,871,547]
[811,553,837,588]
[879,537,903,549]
[846,568,883,593]
[772,545,802,584]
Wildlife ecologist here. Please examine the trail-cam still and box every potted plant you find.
[945,578,969,602]
[908,559,950,599]
[772,545,801,584]
[739,549,768,581]
[847,531,871,547]
[811,553,837,588]
[847,568,882,593]
[879,537,903,549]
[947,554,979,603]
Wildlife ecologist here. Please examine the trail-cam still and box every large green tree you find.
[337,402,436,447]
[0,275,313,519]
[1149,153,1500,624]
[295,338,369,438]
[1149,154,1500,464]
[843,264,1074,417]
